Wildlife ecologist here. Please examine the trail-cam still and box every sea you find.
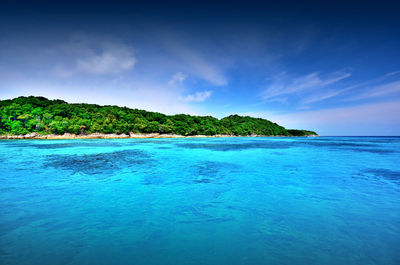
[0,137,399,265]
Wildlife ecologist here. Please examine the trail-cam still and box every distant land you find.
[0,96,317,139]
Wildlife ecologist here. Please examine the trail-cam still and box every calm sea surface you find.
[0,137,399,265]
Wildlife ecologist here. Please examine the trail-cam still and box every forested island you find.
[0,96,317,138]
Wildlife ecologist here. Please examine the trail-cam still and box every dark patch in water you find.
[193,178,213,184]
[142,175,165,185]
[156,146,172,150]
[293,139,399,154]
[5,141,124,149]
[128,139,176,145]
[189,161,240,184]
[172,204,233,223]
[176,141,294,151]
[176,138,385,152]
[45,149,152,175]
[173,205,212,218]
[344,148,396,154]
[317,137,400,144]
[359,168,400,184]
[296,141,376,148]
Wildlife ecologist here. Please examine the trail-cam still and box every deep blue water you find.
[1,137,399,265]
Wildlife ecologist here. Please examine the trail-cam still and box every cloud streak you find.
[262,71,351,101]
[347,80,400,101]
[162,36,228,86]
[168,72,187,87]
[299,70,400,105]
[179,91,212,102]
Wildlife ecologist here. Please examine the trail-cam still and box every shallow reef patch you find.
[187,160,240,185]
[45,149,152,175]
[359,168,400,184]
[3,141,125,150]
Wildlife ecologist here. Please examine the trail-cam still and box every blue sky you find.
[0,0,399,135]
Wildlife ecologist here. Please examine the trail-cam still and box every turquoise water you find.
[0,137,399,265]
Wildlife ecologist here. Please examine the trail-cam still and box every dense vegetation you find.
[287,129,318,136]
[0,96,317,136]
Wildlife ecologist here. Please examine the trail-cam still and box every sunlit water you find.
[1,137,399,265]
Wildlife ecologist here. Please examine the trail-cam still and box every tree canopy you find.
[0,96,317,136]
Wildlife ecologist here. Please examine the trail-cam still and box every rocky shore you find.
[0,132,317,140]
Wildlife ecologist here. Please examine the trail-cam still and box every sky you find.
[0,0,399,135]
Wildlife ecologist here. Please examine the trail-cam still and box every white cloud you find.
[75,41,136,75]
[42,35,138,77]
[179,91,212,102]
[168,72,187,86]
[262,71,351,101]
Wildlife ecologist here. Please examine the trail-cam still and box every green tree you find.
[17,113,33,128]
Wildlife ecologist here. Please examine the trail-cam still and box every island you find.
[0,96,317,139]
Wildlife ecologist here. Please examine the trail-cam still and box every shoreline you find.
[0,132,318,140]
